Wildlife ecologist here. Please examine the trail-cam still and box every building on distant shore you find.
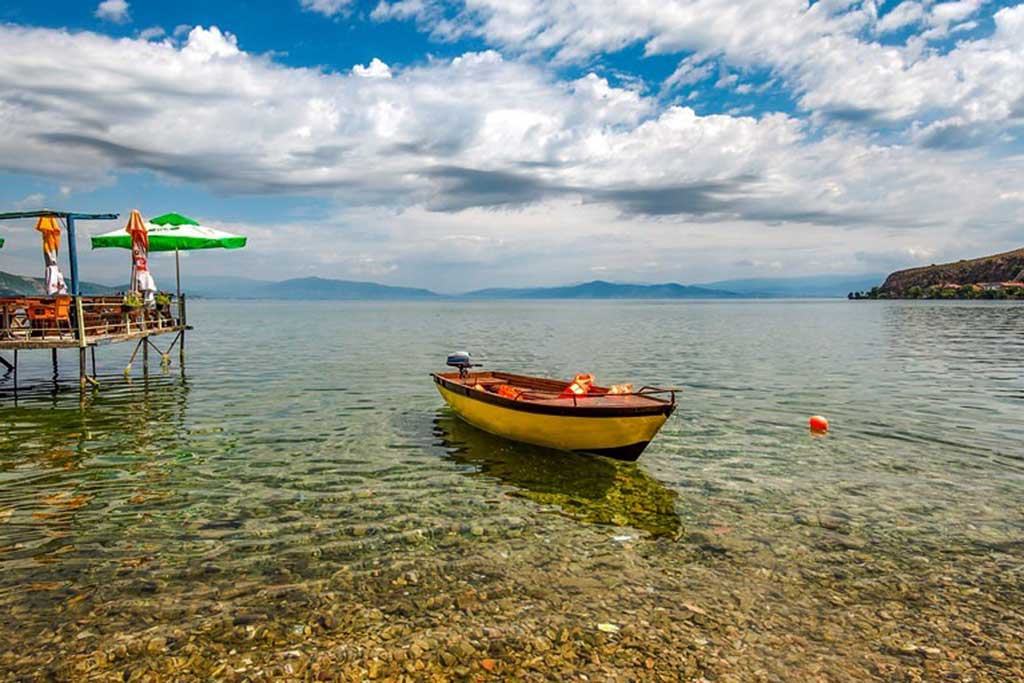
[978,281,1024,291]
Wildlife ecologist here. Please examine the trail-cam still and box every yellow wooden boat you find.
[432,356,677,461]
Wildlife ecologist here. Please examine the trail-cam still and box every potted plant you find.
[122,291,143,311]
[154,291,173,324]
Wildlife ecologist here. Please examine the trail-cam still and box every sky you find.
[0,0,1022,292]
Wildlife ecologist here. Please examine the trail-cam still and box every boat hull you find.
[435,380,672,461]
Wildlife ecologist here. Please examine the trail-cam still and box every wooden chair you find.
[0,299,29,338]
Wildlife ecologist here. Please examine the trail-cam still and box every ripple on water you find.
[0,300,1022,680]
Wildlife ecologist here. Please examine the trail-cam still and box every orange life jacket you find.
[560,373,595,398]
[497,384,523,400]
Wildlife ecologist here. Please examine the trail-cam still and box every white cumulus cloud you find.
[94,0,130,24]
[352,58,392,79]
[368,0,1024,139]
[0,21,1021,286]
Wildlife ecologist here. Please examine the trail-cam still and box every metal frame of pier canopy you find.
[0,210,118,390]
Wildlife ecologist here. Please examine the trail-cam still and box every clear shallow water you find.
[1,300,1022,681]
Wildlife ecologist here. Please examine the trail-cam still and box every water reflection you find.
[433,412,682,538]
[0,373,191,575]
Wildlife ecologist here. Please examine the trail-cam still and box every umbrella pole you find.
[175,247,181,300]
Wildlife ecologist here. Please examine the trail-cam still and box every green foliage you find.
[123,292,143,308]
[848,282,1023,301]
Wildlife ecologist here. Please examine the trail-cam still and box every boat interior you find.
[435,371,676,408]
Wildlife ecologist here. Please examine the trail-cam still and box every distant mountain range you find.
[463,280,737,299]
[257,276,437,300]
[0,270,118,296]
[0,271,885,299]
[170,275,437,299]
[698,274,886,298]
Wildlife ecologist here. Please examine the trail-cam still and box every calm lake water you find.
[1,300,1022,681]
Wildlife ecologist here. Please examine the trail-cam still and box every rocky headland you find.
[850,247,1024,299]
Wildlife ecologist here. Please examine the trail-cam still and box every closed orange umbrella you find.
[35,216,67,295]
[35,216,61,255]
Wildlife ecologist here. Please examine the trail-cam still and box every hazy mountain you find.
[262,277,439,300]
[176,275,438,300]
[179,275,274,299]
[0,270,890,300]
[463,280,737,299]
[0,270,118,296]
[700,274,887,298]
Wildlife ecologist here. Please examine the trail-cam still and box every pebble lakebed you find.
[1,299,1022,681]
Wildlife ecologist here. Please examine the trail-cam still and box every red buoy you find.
[809,415,829,433]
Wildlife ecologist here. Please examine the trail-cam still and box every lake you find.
[1,299,1022,681]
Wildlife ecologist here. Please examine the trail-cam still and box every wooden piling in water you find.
[75,294,87,390]
[179,294,186,368]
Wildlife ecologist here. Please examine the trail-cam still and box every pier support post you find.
[51,349,58,377]
[73,293,88,391]
[90,346,97,379]
[142,336,149,377]
[179,294,186,368]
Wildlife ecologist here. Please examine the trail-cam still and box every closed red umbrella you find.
[125,208,148,253]
[124,209,156,302]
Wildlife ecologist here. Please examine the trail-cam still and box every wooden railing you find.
[0,294,185,343]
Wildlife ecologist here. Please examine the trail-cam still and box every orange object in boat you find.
[607,383,633,395]
[560,373,595,398]
[497,384,523,400]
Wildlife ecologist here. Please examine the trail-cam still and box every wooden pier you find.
[0,209,190,391]
[0,294,189,388]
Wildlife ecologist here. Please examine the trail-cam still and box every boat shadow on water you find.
[432,411,683,539]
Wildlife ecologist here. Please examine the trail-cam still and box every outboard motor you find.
[446,351,478,378]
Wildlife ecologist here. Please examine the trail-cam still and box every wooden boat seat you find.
[445,371,672,409]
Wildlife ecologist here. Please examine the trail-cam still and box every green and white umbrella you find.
[91,213,246,251]
[91,212,246,298]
